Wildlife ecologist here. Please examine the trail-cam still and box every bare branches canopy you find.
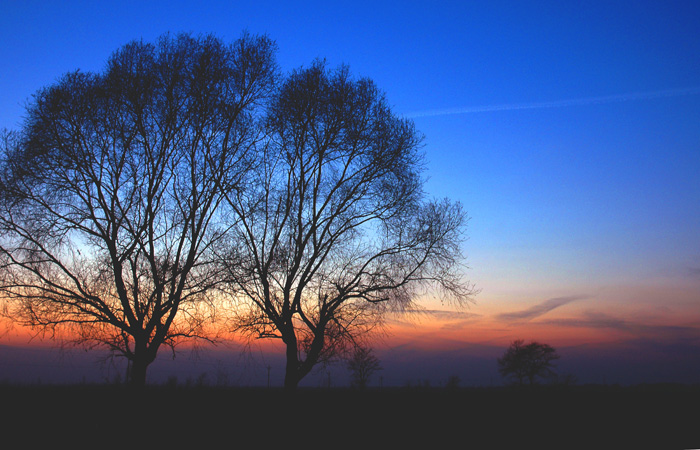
[0,33,474,389]
[219,60,475,389]
[0,32,277,386]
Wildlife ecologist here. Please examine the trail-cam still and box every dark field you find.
[2,383,698,448]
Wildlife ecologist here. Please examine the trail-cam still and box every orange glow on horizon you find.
[3,279,699,361]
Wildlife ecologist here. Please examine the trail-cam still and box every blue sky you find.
[1,0,699,385]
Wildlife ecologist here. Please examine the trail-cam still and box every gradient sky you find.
[1,0,699,387]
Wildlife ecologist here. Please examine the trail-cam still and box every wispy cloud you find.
[544,311,632,332]
[422,310,481,320]
[496,295,586,322]
[684,264,700,278]
[405,86,700,118]
[544,311,700,342]
[386,308,481,328]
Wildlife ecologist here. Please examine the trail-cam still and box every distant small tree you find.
[347,346,382,389]
[551,372,577,386]
[445,375,461,389]
[497,339,559,386]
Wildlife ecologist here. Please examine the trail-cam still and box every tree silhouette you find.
[0,32,277,386]
[219,60,475,390]
[498,339,560,386]
[347,346,382,389]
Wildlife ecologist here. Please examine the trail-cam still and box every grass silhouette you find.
[2,382,697,447]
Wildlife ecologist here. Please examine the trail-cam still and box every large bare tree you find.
[0,32,277,386]
[220,61,475,389]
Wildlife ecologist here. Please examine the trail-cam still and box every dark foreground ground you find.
[2,383,698,448]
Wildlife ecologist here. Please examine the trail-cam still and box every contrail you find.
[405,86,700,118]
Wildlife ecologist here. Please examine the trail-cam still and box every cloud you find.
[684,264,700,278]
[544,311,631,331]
[405,86,700,118]
[496,295,586,322]
[385,308,481,329]
[422,310,481,320]
[544,311,700,342]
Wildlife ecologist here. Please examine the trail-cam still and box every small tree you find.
[445,375,461,389]
[347,346,382,389]
[497,339,559,386]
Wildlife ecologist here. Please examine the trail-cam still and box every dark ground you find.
[2,383,698,448]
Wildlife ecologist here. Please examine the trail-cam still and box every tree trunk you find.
[129,357,149,387]
[128,340,156,388]
[284,342,301,390]
[282,325,328,390]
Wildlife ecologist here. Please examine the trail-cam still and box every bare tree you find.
[497,339,560,386]
[347,346,382,389]
[0,32,277,386]
[220,61,475,390]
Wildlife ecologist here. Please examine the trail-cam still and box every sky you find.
[1,0,699,387]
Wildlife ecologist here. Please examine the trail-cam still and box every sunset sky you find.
[1,0,699,387]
